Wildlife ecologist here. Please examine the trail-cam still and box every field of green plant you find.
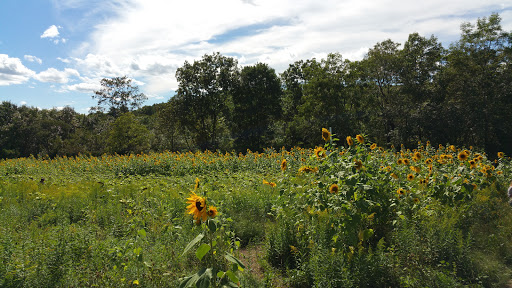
[1,131,512,287]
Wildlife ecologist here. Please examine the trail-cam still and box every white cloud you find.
[0,54,35,86]
[41,25,61,38]
[20,101,27,105]
[64,0,511,96]
[35,68,80,83]
[62,79,102,93]
[24,55,43,64]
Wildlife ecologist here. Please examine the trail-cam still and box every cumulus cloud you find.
[34,68,80,83]
[64,0,511,95]
[0,54,35,86]
[41,25,67,44]
[24,55,43,64]
[41,25,61,38]
[62,79,102,93]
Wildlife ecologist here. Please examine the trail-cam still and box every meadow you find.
[1,131,512,287]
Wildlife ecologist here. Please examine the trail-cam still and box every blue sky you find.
[1,0,511,113]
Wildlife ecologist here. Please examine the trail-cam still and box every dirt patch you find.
[239,244,266,281]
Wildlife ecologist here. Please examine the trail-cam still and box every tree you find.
[441,13,512,153]
[174,52,239,150]
[106,112,151,155]
[279,54,353,147]
[398,33,444,144]
[232,63,282,151]
[92,76,147,117]
[359,39,402,145]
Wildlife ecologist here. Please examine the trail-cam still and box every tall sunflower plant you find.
[179,180,245,288]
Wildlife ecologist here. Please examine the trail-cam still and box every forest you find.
[0,14,510,159]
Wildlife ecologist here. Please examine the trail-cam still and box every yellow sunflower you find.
[314,146,326,158]
[206,206,218,218]
[298,166,318,173]
[346,136,354,146]
[329,183,339,194]
[397,158,404,165]
[498,152,504,158]
[370,143,377,150]
[424,158,433,165]
[322,128,331,141]
[458,151,469,161]
[354,159,363,170]
[186,192,207,221]
[397,188,405,196]
[407,174,415,181]
[281,159,287,171]
[356,134,364,144]
[469,160,477,169]
[194,177,200,190]
[410,166,421,173]
[413,152,422,161]
[391,173,399,179]
[403,159,410,166]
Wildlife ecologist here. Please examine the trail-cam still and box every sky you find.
[0,0,511,113]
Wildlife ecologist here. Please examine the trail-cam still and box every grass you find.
[0,140,511,287]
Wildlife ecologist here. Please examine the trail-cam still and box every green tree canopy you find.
[92,76,147,118]
[107,112,151,155]
[174,52,239,150]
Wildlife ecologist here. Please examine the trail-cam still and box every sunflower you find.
[403,159,410,166]
[397,159,404,165]
[391,173,398,179]
[329,183,339,194]
[356,134,364,144]
[186,192,207,221]
[322,128,331,141]
[354,159,363,170]
[281,159,287,171]
[206,206,218,218]
[424,158,433,165]
[370,143,377,150]
[397,188,405,196]
[410,166,421,173]
[407,174,415,181]
[299,166,318,173]
[346,136,354,146]
[458,151,469,161]
[469,160,477,169]
[314,146,326,158]
[498,152,504,158]
[194,178,200,190]
[413,152,422,161]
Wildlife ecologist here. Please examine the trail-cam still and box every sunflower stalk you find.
[180,187,243,288]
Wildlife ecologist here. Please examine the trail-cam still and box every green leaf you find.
[137,229,146,238]
[195,243,211,261]
[179,268,213,288]
[225,270,239,284]
[224,252,245,269]
[207,219,218,232]
[182,233,204,257]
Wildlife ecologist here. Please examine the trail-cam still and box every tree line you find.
[1,14,511,159]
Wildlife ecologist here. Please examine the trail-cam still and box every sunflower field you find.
[1,131,512,287]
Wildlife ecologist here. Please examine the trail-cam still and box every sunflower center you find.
[196,200,204,211]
